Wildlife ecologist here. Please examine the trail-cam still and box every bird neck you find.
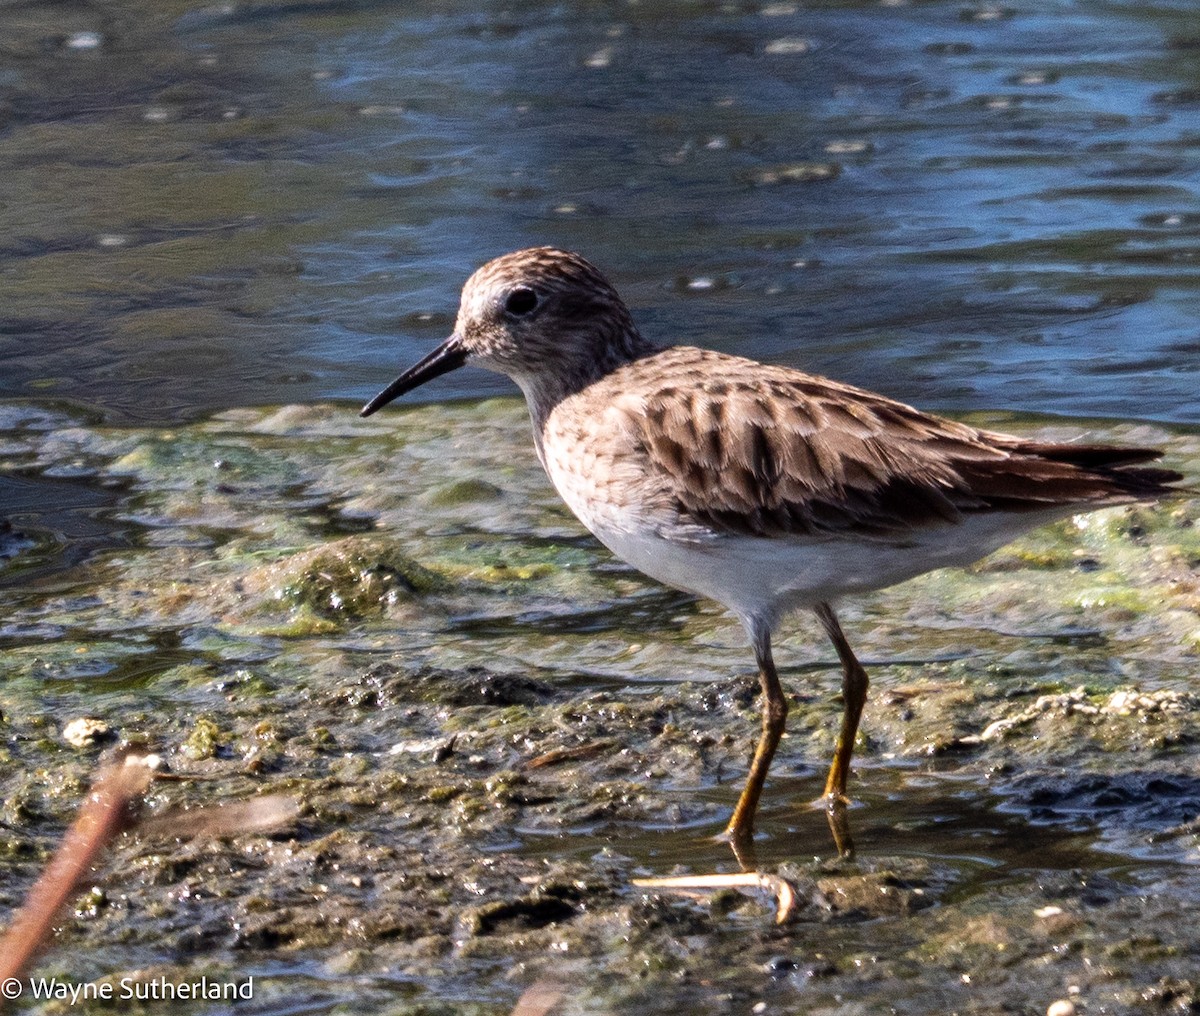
[516,323,658,428]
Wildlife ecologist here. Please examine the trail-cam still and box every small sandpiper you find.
[362,247,1183,852]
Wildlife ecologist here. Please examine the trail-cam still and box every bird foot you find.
[714,824,759,871]
[817,794,856,859]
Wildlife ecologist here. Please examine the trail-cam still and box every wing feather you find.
[627,350,1181,540]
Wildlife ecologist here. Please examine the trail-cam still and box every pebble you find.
[62,717,112,748]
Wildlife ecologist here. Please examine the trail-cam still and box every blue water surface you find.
[0,0,1196,423]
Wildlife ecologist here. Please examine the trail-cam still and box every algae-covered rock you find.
[180,716,223,761]
[249,536,445,620]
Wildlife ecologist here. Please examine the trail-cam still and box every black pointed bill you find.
[360,335,469,417]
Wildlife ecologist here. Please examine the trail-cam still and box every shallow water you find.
[1,0,1198,423]
[2,1,1200,1014]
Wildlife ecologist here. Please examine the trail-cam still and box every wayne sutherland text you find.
[27,976,253,1003]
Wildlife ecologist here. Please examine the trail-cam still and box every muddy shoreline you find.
[1,399,1198,1014]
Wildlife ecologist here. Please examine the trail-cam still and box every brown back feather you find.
[629,349,1183,539]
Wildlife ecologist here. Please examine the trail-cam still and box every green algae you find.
[1,399,1199,1015]
[179,716,222,761]
[272,537,445,617]
[427,478,505,507]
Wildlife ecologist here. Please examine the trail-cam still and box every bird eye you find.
[504,286,539,317]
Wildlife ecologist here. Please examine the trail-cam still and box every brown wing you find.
[631,353,1181,540]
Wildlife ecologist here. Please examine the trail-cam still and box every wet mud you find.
[1,399,1198,1014]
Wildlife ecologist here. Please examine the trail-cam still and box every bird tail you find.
[1009,441,1187,500]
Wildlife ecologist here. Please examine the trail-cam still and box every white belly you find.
[583,507,1069,629]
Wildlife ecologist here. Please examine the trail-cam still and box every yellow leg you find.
[814,602,870,805]
[722,627,787,851]
[825,800,855,859]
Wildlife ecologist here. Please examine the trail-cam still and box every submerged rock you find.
[256,536,445,619]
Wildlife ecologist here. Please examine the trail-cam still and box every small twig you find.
[510,979,565,1016]
[0,757,299,985]
[0,758,154,983]
[632,871,802,924]
[135,794,299,841]
[524,740,616,769]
